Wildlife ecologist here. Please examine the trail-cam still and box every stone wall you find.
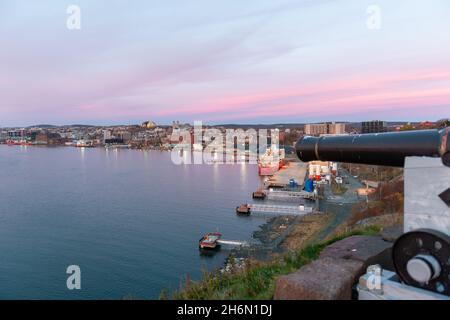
[274,235,393,300]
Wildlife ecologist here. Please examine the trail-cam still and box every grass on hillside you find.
[168,225,380,300]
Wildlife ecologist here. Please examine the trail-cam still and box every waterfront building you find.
[331,123,346,135]
[304,122,346,136]
[0,131,8,142]
[7,129,24,139]
[35,132,49,145]
[117,131,132,142]
[103,130,112,142]
[361,120,387,133]
[308,161,332,177]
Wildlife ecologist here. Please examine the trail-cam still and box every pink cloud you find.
[155,65,450,121]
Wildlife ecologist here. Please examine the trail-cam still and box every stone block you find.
[319,235,392,268]
[380,226,403,242]
[274,257,364,300]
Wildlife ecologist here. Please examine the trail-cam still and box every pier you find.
[265,189,316,201]
[216,239,249,247]
[247,204,313,215]
[199,232,249,250]
[264,162,307,188]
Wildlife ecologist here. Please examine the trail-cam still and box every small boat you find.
[105,144,131,149]
[75,140,94,148]
[236,204,251,215]
[6,139,31,146]
[252,190,266,199]
[199,232,222,250]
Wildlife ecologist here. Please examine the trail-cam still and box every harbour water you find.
[0,146,263,299]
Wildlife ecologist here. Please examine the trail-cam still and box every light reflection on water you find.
[0,146,263,299]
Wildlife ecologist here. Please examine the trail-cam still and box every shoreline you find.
[220,166,364,272]
[221,211,335,272]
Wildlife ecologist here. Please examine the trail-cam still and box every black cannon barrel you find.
[295,128,450,167]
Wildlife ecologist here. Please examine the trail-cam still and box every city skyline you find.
[1,0,450,126]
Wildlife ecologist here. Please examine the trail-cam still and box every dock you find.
[265,189,316,201]
[216,239,249,247]
[264,162,307,188]
[199,232,250,250]
[248,204,313,215]
[252,190,266,199]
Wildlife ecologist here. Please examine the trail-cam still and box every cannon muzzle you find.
[295,128,450,167]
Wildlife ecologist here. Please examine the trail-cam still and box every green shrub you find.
[170,225,380,300]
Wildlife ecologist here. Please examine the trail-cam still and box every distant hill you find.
[211,123,307,129]
[66,124,97,128]
[26,124,57,129]
[7,121,433,130]
[212,121,415,130]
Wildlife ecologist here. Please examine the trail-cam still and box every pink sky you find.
[1,1,449,126]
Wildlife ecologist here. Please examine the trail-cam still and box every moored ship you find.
[198,232,222,250]
[75,140,94,148]
[258,147,285,176]
[6,139,32,146]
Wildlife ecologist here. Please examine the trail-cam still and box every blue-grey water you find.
[0,146,263,299]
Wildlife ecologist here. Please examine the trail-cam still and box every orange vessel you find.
[198,232,222,250]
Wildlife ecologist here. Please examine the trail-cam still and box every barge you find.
[198,232,222,250]
[236,204,251,215]
[252,190,266,199]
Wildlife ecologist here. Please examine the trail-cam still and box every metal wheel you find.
[392,229,450,295]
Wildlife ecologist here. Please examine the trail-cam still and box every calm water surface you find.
[0,146,263,299]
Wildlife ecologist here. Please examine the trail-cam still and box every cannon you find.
[295,127,450,299]
[295,128,450,167]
